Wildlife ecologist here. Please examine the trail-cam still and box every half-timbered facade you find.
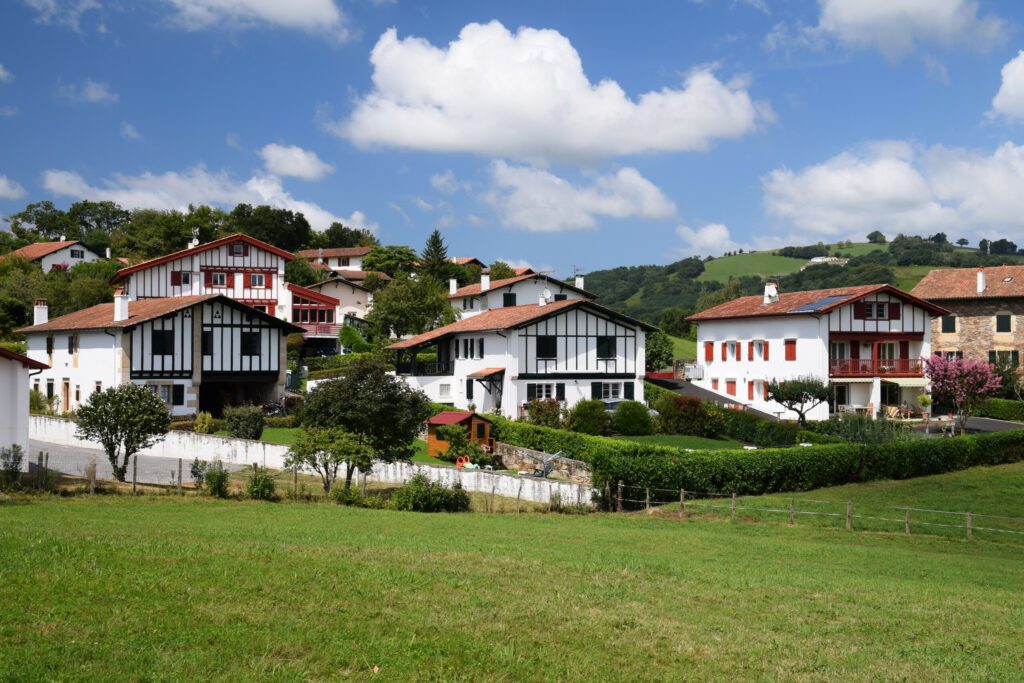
[689,283,948,420]
[449,273,594,319]
[388,299,654,419]
[19,294,300,417]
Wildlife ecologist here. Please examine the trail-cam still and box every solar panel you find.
[790,295,850,312]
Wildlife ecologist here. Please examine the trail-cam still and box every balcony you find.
[829,358,924,377]
[396,360,455,377]
[298,323,343,337]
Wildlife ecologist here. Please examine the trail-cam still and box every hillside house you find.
[11,240,102,272]
[424,411,494,457]
[18,293,301,417]
[296,246,373,273]
[390,299,654,419]
[911,266,1024,369]
[688,283,948,420]
[0,347,48,453]
[449,272,593,319]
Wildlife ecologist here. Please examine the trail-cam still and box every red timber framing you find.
[288,283,340,336]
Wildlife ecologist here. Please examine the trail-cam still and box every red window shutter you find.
[227,272,235,287]
[763,341,769,361]
[244,272,252,287]
[850,342,860,360]
[242,244,250,257]
[726,380,736,396]
[748,382,754,400]
[711,379,718,390]
[785,339,797,361]
[265,273,273,289]
[170,271,181,286]
[704,342,714,362]
[853,302,865,320]
[721,342,727,361]
[889,303,901,320]
[203,271,212,288]
[899,340,909,359]
[748,341,754,361]
[267,305,275,316]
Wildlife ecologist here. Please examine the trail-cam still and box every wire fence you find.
[609,482,1024,543]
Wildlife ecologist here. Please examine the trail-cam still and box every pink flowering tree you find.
[924,355,1002,433]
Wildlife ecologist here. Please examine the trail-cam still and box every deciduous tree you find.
[766,375,830,426]
[366,275,456,337]
[363,245,418,278]
[286,428,372,493]
[75,384,170,481]
[925,355,1002,433]
[645,330,674,371]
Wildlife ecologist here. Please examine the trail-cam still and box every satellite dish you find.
[542,288,552,300]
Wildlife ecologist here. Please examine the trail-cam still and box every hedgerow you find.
[975,398,1024,422]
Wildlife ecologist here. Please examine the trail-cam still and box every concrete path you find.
[963,416,1024,433]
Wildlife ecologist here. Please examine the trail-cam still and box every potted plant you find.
[918,394,933,433]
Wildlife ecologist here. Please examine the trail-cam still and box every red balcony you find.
[829,358,924,377]
[298,323,343,337]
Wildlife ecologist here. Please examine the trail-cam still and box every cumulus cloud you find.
[676,223,740,256]
[762,140,1024,242]
[41,165,359,231]
[120,122,142,141]
[162,0,350,41]
[24,0,102,33]
[484,162,677,232]
[430,169,467,194]
[57,78,118,104]
[337,21,771,163]
[257,143,334,181]
[0,64,13,83]
[766,0,1004,60]
[0,175,26,200]
[990,51,1024,121]
[340,210,378,234]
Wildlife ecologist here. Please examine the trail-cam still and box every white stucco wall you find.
[39,245,100,272]
[26,329,124,414]
[0,359,32,453]
[455,278,589,318]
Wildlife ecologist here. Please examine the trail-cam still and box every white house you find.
[11,240,102,272]
[296,246,373,273]
[18,293,301,417]
[449,273,593,319]
[0,347,48,453]
[688,283,949,421]
[389,298,655,419]
[304,275,373,323]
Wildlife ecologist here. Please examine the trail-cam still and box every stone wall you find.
[932,298,1024,362]
[494,442,592,485]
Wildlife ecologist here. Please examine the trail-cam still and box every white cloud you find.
[0,64,13,84]
[413,197,434,212]
[388,201,412,226]
[337,21,771,163]
[485,162,677,232]
[990,51,1024,121]
[0,175,26,200]
[41,165,355,231]
[257,143,334,181]
[341,210,378,234]
[162,0,350,41]
[676,222,740,256]
[57,78,118,104]
[762,140,1024,242]
[0,106,16,118]
[120,122,142,141]
[24,0,101,33]
[766,0,1004,60]
[430,169,467,194]
[225,132,242,150]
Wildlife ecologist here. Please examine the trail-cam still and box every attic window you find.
[1003,277,1014,283]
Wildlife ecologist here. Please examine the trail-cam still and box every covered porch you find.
[829,377,928,419]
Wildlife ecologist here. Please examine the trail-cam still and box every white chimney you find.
[538,293,547,307]
[480,273,490,292]
[575,274,585,290]
[763,282,780,305]
[113,289,129,323]
[105,247,111,259]
[977,268,986,294]
[33,299,48,326]
[449,278,458,295]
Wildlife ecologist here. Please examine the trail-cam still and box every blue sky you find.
[3,1,1024,276]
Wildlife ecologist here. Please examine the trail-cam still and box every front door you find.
[61,380,70,412]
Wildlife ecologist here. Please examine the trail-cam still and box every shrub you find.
[805,414,913,444]
[525,399,562,428]
[975,398,1024,422]
[796,430,847,444]
[0,444,24,488]
[753,420,802,448]
[719,409,764,443]
[194,411,216,434]
[390,473,470,512]
[564,400,609,436]
[169,420,194,432]
[643,381,673,407]
[29,390,52,415]
[264,416,297,429]
[246,466,277,501]
[190,458,207,489]
[303,352,376,373]
[224,405,264,440]
[434,424,493,467]
[612,401,653,436]
[330,486,388,508]
[655,395,723,437]
[204,462,230,498]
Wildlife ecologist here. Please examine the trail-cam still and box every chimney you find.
[763,282,780,305]
[449,278,458,295]
[105,247,111,259]
[113,288,129,323]
[538,293,547,307]
[33,299,48,326]
[480,273,490,292]
[977,268,986,294]
[575,274,585,290]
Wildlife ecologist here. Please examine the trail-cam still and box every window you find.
[503,293,517,307]
[340,257,350,267]
[996,314,1012,333]
[754,340,766,360]
[596,336,616,359]
[829,341,847,359]
[553,294,567,301]
[211,272,227,287]
[601,383,621,400]
[201,331,213,356]
[477,337,484,359]
[33,380,39,394]
[230,243,245,257]
[536,336,557,359]
[172,385,184,406]
[67,335,77,354]
[181,272,192,286]
[864,302,890,320]
[878,343,896,361]
[240,332,260,356]
[727,341,737,360]
[942,350,963,360]
[711,378,719,390]
[476,422,486,439]
[70,248,84,259]
[535,383,555,400]
[94,381,102,394]
[157,384,171,404]
[704,341,714,362]
[46,336,54,357]
[250,273,266,288]
[726,379,737,396]
[439,384,451,398]
[989,350,1020,368]
[151,329,174,355]
[784,339,797,361]
[253,305,267,313]
[75,385,80,403]
[941,315,956,333]
[462,298,474,310]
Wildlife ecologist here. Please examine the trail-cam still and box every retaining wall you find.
[494,442,592,485]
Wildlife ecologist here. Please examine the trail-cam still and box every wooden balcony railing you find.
[829,358,924,377]
[396,361,455,377]
[298,323,343,336]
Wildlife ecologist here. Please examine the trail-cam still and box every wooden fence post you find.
[43,452,49,488]
[645,487,650,511]
[89,458,96,495]
[516,481,523,515]
[731,492,737,520]
[616,480,623,513]
[490,483,496,514]
[845,501,852,531]
[132,455,138,495]
[678,489,685,520]
[177,458,183,494]
[788,498,794,526]
[966,512,973,540]
[36,451,43,489]
[904,508,910,534]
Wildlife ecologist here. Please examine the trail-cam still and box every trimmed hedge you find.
[168,415,297,433]
[976,398,1024,422]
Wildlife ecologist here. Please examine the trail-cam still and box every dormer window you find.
[229,243,246,257]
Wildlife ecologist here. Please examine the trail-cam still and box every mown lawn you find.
[214,427,302,445]
[1,493,1022,680]
[669,335,696,360]
[614,434,744,450]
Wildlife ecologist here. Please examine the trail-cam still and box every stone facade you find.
[494,442,592,485]
[930,298,1024,362]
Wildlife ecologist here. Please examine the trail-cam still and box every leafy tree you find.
[285,427,372,493]
[866,230,887,244]
[419,229,454,282]
[925,355,1002,433]
[284,258,321,286]
[658,307,692,338]
[339,325,371,353]
[488,260,517,281]
[645,330,674,371]
[435,424,488,465]
[361,272,388,292]
[928,232,948,245]
[564,399,609,435]
[0,230,24,255]
[956,238,970,247]
[366,275,456,337]
[228,204,312,252]
[6,201,74,241]
[695,280,743,313]
[302,357,432,489]
[67,200,130,249]
[362,245,418,278]
[75,384,170,481]
[312,222,379,249]
[990,238,1018,255]
[765,375,830,426]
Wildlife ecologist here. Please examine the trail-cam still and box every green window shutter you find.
[556,383,565,400]
[526,383,536,400]
[466,379,474,400]
[1014,351,1020,367]
[591,382,602,400]
[623,382,634,400]
[989,351,997,365]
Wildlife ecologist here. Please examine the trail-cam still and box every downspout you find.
[104,328,118,387]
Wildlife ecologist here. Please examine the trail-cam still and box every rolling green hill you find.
[697,252,806,282]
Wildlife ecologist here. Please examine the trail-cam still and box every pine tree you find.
[420,229,451,282]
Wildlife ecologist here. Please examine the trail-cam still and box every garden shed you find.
[425,411,494,457]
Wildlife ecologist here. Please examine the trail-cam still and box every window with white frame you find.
[727,341,737,360]
[864,302,889,320]
[230,243,245,257]
[829,341,847,359]
[211,272,227,287]
[70,249,84,259]
[250,273,266,288]
[601,383,621,400]
[754,340,765,360]
[536,383,556,400]
[439,384,451,398]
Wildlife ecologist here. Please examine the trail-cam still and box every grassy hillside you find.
[697,251,806,282]
[2,490,1023,679]
[670,334,696,360]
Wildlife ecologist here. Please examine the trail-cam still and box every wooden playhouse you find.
[424,411,495,457]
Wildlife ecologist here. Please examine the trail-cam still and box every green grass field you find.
[2,468,1023,680]
[669,335,696,360]
[698,251,806,282]
[614,434,744,450]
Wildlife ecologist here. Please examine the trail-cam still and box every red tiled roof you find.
[11,241,81,261]
[0,346,49,370]
[306,275,371,293]
[296,246,374,259]
[110,234,293,283]
[287,283,339,306]
[388,299,656,350]
[911,266,1024,300]
[450,273,593,299]
[334,269,391,282]
[451,257,486,267]
[514,267,535,275]
[425,410,491,426]
[688,284,948,321]
[467,367,505,379]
